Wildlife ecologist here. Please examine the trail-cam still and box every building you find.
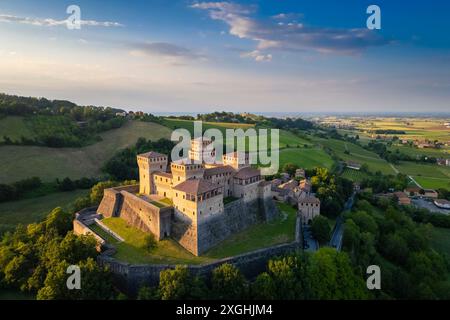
[298,195,320,224]
[394,191,411,206]
[346,161,361,170]
[295,168,306,179]
[93,138,278,256]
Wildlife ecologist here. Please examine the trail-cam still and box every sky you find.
[0,0,449,113]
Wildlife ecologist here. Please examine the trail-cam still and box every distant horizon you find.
[1,1,450,113]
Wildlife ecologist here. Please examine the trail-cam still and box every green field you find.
[101,217,213,264]
[394,161,450,189]
[311,137,395,174]
[0,189,88,235]
[100,202,297,264]
[205,202,297,258]
[0,116,34,142]
[279,147,334,170]
[0,120,172,183]
[341,168,369,182]
[388,144,450,159]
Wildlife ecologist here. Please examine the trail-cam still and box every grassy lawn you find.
[430,227,450,255]
[89,223,119,244]
[204,202,297,258]
[0,120,172,183]
[0,189,88,235]
[279,147,334,170]
[101,217,213,265]
[100,202,298,264]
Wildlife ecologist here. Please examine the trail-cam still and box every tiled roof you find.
[138,151,167,159]
[204,165,235,176]
[299,195,320,204]
[234,167,260,179]
[173,179,218,195]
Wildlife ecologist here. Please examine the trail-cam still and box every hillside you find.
[0,120,171,183]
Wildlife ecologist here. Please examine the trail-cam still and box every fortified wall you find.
[97,185,171,240]
[172,196,279,255]
[98,213,301,296]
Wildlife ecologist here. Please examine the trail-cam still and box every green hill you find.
[0,121,171,183]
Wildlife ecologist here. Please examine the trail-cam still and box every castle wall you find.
[119,191,172,240]
[233,181,259,202]
[171,197,279,256]
[97,212,300,296]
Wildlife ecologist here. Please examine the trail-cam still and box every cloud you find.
[241,50,272,62]
[130,42,204,61]
[191,2,390,56]
[0,14,123,28]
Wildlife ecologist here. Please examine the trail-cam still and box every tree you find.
[251,272,275,300]
[211,263,247,299]
[311,216,331,244]
[159,266,206,300]
[44,207,72,236]
[36,258,113,300]
[282,163,299,177]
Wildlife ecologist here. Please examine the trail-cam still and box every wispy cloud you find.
[191,2,390,57]
[0,14,123,27]
[241,50,272,62]
[130,42,205,62]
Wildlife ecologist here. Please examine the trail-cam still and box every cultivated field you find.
[0,189,88,235]
[279,147,334,170]
[0,120,171,183]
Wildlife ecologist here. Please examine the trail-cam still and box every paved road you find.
[329,193,355,251]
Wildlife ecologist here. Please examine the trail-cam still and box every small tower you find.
[171,160,204,186]
[222,151,250,170]
[189,137,216,164]
[137,151,168,195]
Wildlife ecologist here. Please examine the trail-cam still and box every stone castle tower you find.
[137,151,168,195]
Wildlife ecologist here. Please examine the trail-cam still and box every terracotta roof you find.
[279,180,299,190]
[204,165,235,176]
[234,167,260,179]
[138,151,167,159]
[394,191,409,199]
[173,179,218,195]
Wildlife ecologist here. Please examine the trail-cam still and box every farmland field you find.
[279,147,334,170]
[341,168,369,182]
[0,189,88,235]
[0,116,34,142]
[310,137,395,174]
[0,120,171,183]
[394,161,450,189]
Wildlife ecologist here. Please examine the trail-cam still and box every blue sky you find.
[0,0,449,113]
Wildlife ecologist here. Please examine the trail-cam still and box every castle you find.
[95,137,278,256]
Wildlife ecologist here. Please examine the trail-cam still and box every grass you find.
[204,202,297,258]
[0,189,88,235]
[0,120,172,183]
[394,161,450,189]
[430,227,450,255]
[341,168,369,182]
[101,217,213,264]
[0,116,34,142]
[311,137,395,175]
[279,147,334,170]
[100,202,298,264]
[89,223,119,244]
